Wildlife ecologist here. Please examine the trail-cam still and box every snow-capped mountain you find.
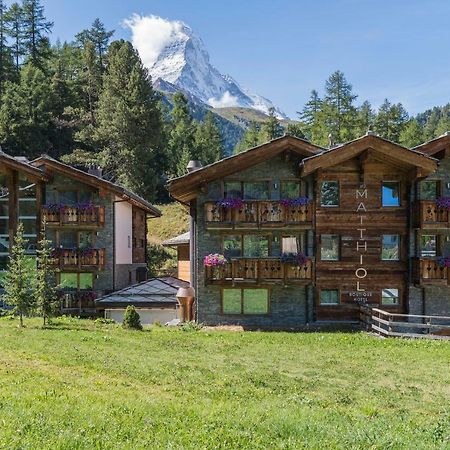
[125,15,288,119]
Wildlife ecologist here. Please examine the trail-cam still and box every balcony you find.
[204,200,314,229]
[205,257,314,285]
[413,258,449,286]
[53,248,106,270]
[415,201,450,228]
[43,205,105,227]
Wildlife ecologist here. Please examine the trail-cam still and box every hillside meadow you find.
[0,316,449,449]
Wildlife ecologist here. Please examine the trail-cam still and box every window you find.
[59,231,77,248]
[222,288,269,315]
[243,235,269,257]
[420,181,438,200]
[59,191,78,205]
[281,236,298,253]
[320,181,339,207]
[243,182,269,200]
[60,272,94,290]
[320,289,339,305]
[382,288,399,306]
[382,235,400,261]
[320,235,339,261]
[223,235,241,259]
[382,182,400,207]
[281,181,300,199]
[224,182,242,199]
[421,235,437,257]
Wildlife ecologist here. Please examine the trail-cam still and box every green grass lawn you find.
[0,317,449,449]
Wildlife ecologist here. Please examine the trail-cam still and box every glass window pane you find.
[222,289,241,314]
[0,236,9,253]
[421,235,437,257]
[243,289,268,314]
[0,218,8,234]
[24,237,37,254]
[20,219,36,235]
[79,191,93,204]
[60,191,77,205]
[443,236,450,257]
[18,180,36,199]
[382,288,399,305]
[243,182,269,200]
[79,273,93,290]
[282,236,298,253]
[79,232,93,249]
[444,182,450,197]
[19,199,37,217]
[224,182,242,199]
[0,200,8,216]
[321,235,339,261]
[382,182,400,207]
[60,273,78,290]
[420,181,438,200]
[243,235,269,257]
[321,181,339,207]
[60,231,77,248]
[0,255,8,270]
[320,289,339,305]
[382,235,400,260]
[223,235,241,259]
[281,181,300,199]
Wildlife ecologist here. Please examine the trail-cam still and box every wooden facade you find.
[168,134,450,325]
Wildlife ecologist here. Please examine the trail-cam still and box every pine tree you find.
[75,18,114,69]
[80,41,102,125]
[399,119,423,148]
[260,106,283,141]
[194,112,223,165]
[21,0,53,68]
[356,100,374,136]
[94,40,165,200]
[285,122,305,139]
[5,2,25,71]
[122,305,142,330]
[168,92,196,177]
[35,226,59,325]
[0,63,55,157]
[0,0,14,94]
[373,99,408,142]
[323,70,358,142]
[233,121,263,154]
[3,223,35,327]
[434,114,450,138]
[298,89,322,126]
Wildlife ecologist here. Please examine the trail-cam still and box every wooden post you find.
[7,169,18,248]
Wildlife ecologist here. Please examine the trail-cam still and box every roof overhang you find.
[301,134,438,177]
[168,135,324,203]
[0,152,48,181]
[413,133,450,158]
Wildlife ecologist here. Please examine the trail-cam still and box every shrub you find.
[122,306,142,330]
[94,317,116,326]
[179,321,203,332]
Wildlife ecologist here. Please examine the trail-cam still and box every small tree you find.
[122,305,142,330]
[3,222,34,327]
[35,225,59,325]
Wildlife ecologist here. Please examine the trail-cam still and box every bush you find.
[122,306,142,330]
[94,317,116,326]
[179,321,203,332]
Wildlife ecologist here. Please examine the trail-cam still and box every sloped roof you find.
[32,155,161,216]
[162,231,190,246]
[95,276,190,307]
[300,133,438,176]
[168,135,324,202]
[413,132,450,157]
[0,151,48,180]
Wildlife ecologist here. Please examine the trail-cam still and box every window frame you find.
[320,180,340,207]
[381,181,401,207]
[222,180,272,200]
[419,180,440,201]
[419,234,438,258]
[320,234,340,261]
[381,288,400,307]
[381,234,400,261]
[221,288,270,315]
[59,272,94,291]
[280,179,302,199]
[319,288,340,306]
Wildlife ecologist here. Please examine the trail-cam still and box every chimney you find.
[186,160,202,173]
[88,166,103,178]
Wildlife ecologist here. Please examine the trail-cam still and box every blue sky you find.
[43,0,450,118]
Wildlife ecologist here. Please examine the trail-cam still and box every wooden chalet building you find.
[0,152,160,314]
[168,132,450,326]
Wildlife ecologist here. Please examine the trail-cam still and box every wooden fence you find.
[359,305,450,340]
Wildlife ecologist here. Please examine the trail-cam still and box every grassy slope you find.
[147,202,189,245]
[0,317,449,449]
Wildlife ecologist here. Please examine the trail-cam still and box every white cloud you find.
[207,91,239,108]
[123,14,185,69]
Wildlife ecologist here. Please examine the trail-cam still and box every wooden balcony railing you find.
[53,248,105,270]
[416,201,450,228]
[43,206,105,227]
[204,201,314,228]
[413,258,449,285]
[205,257,314,284]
